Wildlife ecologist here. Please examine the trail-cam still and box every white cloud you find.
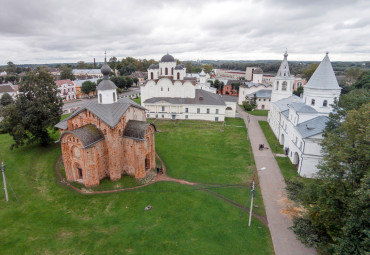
[0,0,369,64]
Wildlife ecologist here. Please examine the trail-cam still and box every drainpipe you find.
[299,138,306,175]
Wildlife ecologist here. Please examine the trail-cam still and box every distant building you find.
[55,79,76,101]
[0,71,7,77]
[141,54,236,121]
[74,78,99,99]
[72,69,103,79]
[130,71,148,85]
[222,80,239,96]
[215,69,246,80]
[293,75,307,91]
[268,52,342,177]
[0,83,18,98]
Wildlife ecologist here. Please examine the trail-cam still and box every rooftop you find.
[296,116,329,138]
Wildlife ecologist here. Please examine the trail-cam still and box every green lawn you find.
[247,110,269,116]
[132,97,141,105]
[0,118,273,254]
[258,121,284,154]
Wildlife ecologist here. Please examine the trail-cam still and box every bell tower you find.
[96,52,118,104]
[271,50,295,102]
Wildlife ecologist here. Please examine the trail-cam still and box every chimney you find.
[94,58,96,68]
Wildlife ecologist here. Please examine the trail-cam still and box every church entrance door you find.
[74,162,83,180]
[145,154,150,170]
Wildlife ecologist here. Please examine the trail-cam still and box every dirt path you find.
[237,105,316,255]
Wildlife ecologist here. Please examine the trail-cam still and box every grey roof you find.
[247,89,272,98]
[220,95,238,102]
[55,120,68,129]
[241,82,271,88]
[144,89,226,106]
[175,64,185,70]
[148,64,159,70]
[296,116,329,138]
[305,53,341,90]
[273,95,303,112]
[123,120,156,141]
[60,124,104,148]
[289,102,317,113]
[74,78,99,87]
[282,110,289,118]
[72,69,102,75]
[0,85,15,93]
[96,79,117,90]
[161,54,175,62]
[184,77,197,81]
[55,97,146,129]
[253,67,263,74]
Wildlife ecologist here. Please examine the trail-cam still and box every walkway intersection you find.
[237,105,316,255]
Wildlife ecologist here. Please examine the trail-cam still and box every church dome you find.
[101,62,112,75]
[254,67,263,74]
[161,54,175,62]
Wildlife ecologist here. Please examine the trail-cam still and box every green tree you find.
[353,70,370,89]
[110,76,126,89]
[108,56,118,69]
[81,81,96,97]
[303,63,319,81]
[60,66,75,80]
[1,70,63,148]
[291,102,370,254]
[0,93,13,106]
[202,64,213,74]
[76,61,89,69]
[345,67,362,84]
[6,61,16,73]
[125,77,133,89]
[293,86,304,96]
[133,77,139,86]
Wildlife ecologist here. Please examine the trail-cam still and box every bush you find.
[290,217,322,248]
[243,101,255,111]
[286,179,304,203]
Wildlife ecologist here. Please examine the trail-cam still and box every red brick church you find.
[55,58,156,187]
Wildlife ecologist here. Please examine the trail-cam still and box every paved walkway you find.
[237,106,316,255]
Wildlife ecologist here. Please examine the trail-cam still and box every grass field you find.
[258,121,284,154]
[132,97,141,105]
[247,110,269,116]
[0,118,273,254]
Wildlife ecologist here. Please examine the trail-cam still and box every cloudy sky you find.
[1,0,369,65]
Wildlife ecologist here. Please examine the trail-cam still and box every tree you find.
[291,101,370,254]
[125,77,133,89]
[353,70,370,89]
[243,93,257,111]
[60,66,75,80]
[133,77,139,86]
[303,63,319,81]
[110,76,126,89]
[0,93,13,106]
[293,86,304,96]
[76,61,89,69]
[108,56,118,69]
[345,67,362,84]
[1,70,63,148]
[6,61,16,73]
[202,64,213,74]
[81,81,96,97]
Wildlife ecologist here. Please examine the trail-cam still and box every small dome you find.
[254,67,263,74]
[101,63,112,75]
[175,64,184,70]
[161,54,175,62]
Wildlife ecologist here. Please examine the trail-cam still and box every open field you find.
[247,110,269,116]
[0,119,273,255]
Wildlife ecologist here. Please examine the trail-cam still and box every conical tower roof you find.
[97,55,117,91]
[276,50,290,77]
[305,53,340,90]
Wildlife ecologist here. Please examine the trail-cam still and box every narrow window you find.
[165,68,168,75]
[113,92,116,102]
[207,108,210,114]
[99,94,102,103]
[282,81,287,91]
[162,106,165,112]
[215,117,219,121]
[177,73,180,80]
[147,114,150,117]
[311,99,315,106]
[185,115,188,119]
[161,87,163,91]
[171,68,173,75]
[276,81,279,90]
[197,108,200,113]
[216,109,219,114]
[151,72,154,79]
[185,108,188,113]
[323,100,327,107]
[162,114,164,118]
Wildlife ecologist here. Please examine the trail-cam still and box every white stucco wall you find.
[303,87,341,114]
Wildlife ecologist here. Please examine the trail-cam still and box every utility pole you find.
[1,161,8,202]
[248,180,255,227]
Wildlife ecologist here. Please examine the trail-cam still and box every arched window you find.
[323,100,328,107]
[99,94,102,103]
[72,124,74,129]
[177,73,180,80]
[165,68,168,75]
[151,72,153,79]
[282,81,287,91]
[113,92,116,102]
[311,99,315,106]
[171,68,173,75]
[297,82,302,88]
[276,81,279,90]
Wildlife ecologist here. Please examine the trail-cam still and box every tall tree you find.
[202,64,213,74]
[353,70,370,89]
[0,93,13,106]
[1,70,63,148]
[291,101,370,254]
[81,81,96,97]
[60,66,75,80]
[6,61,16,73]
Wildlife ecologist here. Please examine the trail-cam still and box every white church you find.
[141,54,236,121]
[268,51,341,177]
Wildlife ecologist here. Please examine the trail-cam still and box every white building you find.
[141,54,236,121]
[56,79,77,101]
[0,83,18,98]
[268,52,341,177]
[72,69,103,78]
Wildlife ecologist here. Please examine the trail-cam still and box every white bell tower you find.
[271,50,295,102]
